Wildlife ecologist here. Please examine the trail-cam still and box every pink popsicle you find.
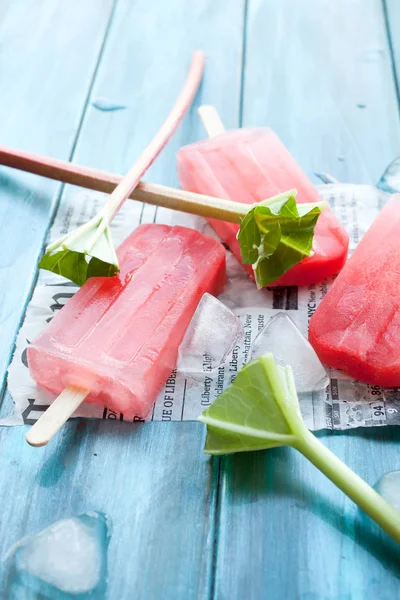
[28,224,226,417]
[309,194,400,386]
[177,128,349,286]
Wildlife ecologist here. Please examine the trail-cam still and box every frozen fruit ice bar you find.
[177,128,349,286]
[28,224,226,416]
[309,194,400,386]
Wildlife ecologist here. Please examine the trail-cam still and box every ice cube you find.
[377,156,400,194]
[218,252,266,310]
[5,512,110,599]
[177,293,243,375]
[374,471,400,511]
[250,312,329,392]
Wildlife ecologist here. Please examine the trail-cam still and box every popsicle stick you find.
[0,145,248,223]
[25,386,89,447]
[198,105,226,137]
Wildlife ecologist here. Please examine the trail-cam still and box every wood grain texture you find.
[0,419,218,598]
[67,0,246,223]
[215,430,400,600]
[241,0,400,186]
[214,2,400,599]
[384,0,400,111]
[0,0,246,598]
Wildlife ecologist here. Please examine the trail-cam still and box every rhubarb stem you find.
[0,143,254,223]
[98,50,205,225]
[295,429,400,545]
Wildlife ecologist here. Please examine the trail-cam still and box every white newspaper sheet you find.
[6,183,400,430]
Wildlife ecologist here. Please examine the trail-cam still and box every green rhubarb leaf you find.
[38,250,89,287]
[237,191,326,287]
[87,257,120,279]
[236,209,261,264]
[39,219,119,286]
[199,353,304,455]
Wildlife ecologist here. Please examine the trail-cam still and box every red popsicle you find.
[28,224,226,416]
[309,194,400,385]
[177,123,349,286]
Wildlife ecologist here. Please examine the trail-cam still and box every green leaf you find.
[237,191,326,287]
[236,209,261,264]
[199,354,302,455]
[39,250,89,286]
[39,220,120,286]
[87,257,120,279]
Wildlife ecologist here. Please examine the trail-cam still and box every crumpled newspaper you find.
[5,159,400,431]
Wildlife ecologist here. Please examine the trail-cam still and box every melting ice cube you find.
[250,312,329,392]
[377,156,400,194]
[177,293,243,375]
[5,512,110,599]
[374,471,400,511]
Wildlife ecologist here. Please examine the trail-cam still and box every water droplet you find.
[357,103,366,109]
[377,156,400,193]
[92,97,127,112]
[362,48,385,62]
[337,155,345,162]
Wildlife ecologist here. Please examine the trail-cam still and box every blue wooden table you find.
[1,1,400,598]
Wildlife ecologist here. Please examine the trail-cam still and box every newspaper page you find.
[5,183,400,431]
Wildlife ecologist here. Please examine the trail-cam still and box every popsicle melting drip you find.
[177,111,349,287]
[27,225,226,429]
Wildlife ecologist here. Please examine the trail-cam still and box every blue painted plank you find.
[1,420,219,598]
[216,430,400,600]
[214,1,400,599]
[0,0,116,394]
[66,0,246,210]
[384,0,400,110]
[0,1,246,598]
[241,0,400,186]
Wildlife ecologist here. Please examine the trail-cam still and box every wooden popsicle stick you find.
[198,105,226,137]
[26,386,89,447]
[0,146,248,223]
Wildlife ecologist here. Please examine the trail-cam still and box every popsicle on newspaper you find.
[177,106,349,286]
[24,50,218,447]
[27,224,226,444]
[309,193,400,386]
